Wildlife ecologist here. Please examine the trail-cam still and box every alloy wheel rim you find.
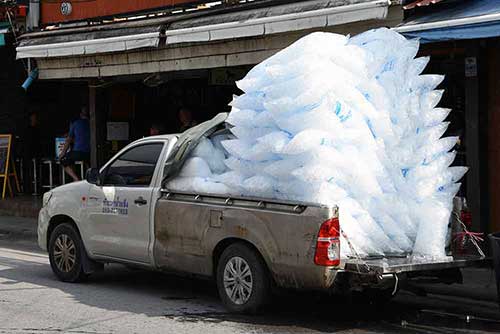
[53,234,76,273]
[223,256,253,305]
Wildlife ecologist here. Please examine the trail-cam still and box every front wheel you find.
[48,223,88,282]
[216,243,270,313]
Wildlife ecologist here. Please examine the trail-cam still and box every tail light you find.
[314,217,340,266]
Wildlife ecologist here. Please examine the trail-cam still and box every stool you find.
[75,161,87,180]
[60,160,87,184]
[41,159,55,190]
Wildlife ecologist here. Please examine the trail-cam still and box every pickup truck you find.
[38,113,484,313]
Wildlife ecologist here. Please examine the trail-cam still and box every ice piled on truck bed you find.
[166,28,467,260]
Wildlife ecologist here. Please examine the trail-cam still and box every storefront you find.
[86,66,249,165]
[15,0,403,167]
[395,0,500,235]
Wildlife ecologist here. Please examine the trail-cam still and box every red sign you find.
[0,5,27,21]
[41,0,202,25]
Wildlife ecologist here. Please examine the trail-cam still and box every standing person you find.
[178,108,198,132]
[21,111,41,193]
[60,107,90,182]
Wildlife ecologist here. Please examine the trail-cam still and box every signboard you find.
[0,135,10,176]
[0,134,19,199]
[41,0,202,25]
[107,122,129,141]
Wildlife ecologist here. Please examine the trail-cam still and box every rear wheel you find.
[216,243,270,313]
[48,223,87,282]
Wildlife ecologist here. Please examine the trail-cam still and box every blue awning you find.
[394,0,500,43]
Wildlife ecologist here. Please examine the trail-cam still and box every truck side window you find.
[103,143,164,187]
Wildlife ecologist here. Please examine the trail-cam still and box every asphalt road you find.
[1,218,500,334]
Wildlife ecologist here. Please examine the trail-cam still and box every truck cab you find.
[38,134,176,267]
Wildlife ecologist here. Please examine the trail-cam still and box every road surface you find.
[0,217,499,334]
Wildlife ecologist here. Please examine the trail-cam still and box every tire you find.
[216,243,270,313]
[48,223,88,283]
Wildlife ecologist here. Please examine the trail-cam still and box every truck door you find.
[85,142,165,264]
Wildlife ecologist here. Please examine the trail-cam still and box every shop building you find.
[9,0,496,241]
[396,0,500,236]
[15,0,403,167]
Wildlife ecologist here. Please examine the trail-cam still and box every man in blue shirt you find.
[60,107,91,182]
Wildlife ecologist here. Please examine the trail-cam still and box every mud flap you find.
[80,239,104,274]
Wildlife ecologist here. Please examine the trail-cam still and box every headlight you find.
[42,192,53,207]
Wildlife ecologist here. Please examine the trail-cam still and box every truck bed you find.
[344,255,485,274]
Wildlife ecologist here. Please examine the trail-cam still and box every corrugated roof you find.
[17,0,391,59]
[395,0,500,42]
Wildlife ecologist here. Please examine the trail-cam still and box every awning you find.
[16,25,162,59]
[17,0,390,59]
[163,0,390,45]
[394,0,500,43]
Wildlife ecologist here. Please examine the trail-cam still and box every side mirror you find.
[85,168,101,185]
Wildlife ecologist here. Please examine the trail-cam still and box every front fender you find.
[38,182,90,251]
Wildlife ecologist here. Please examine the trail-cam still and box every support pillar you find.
[89,84,98,168]
[488,41,500,234]
[464,41,482,233]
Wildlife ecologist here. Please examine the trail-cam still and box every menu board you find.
[107,122,129,141]
[0,135,11,176]
[0,134,12,199]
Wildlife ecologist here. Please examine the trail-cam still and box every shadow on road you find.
[1,240,499,333]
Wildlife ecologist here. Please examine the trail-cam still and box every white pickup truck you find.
[38,113,484,313]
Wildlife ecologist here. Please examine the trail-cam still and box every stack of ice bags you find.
[166,28,467,260]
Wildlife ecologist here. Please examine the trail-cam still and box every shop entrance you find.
[95,66,249,165]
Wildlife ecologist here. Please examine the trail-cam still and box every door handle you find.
[134,196,148,206]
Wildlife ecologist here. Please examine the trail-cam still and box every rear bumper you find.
[270,263,340,291]
[270,256,486,294]
[343,256,486,275]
